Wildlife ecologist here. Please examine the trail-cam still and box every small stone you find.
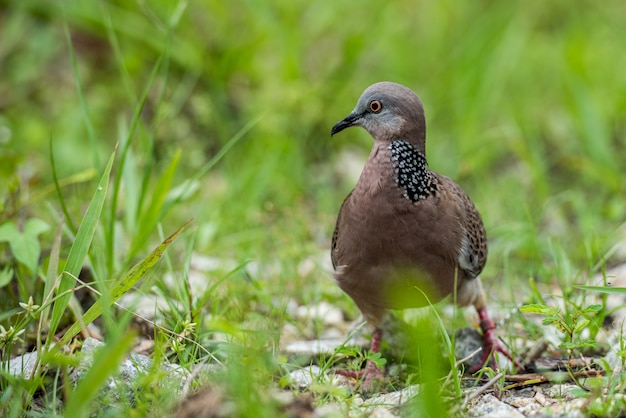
[284,299,299,317]
[367,406,399,418]
[454,327,484,370]
[321,328,344,339]
[548,383,579,399]
[536,398,586,418]
[454,327,512,371]
[8,351,38,377]
[364,385,420,408]
[297,257,317,278]
[295,302,344,326]
[271,389,296,406]
[73,336,205,404]
[288,365,322,389]
[280,322,301,343]
[117,292,170,322]
[187,270,212,296]
[504,395,541,415]
[468,394,524,418]
[533,388,549,407]
[284,338,347,356]
[173,385,233,418]
[315,402,344,417]
[505,397,532,408]
[190,253,232,272]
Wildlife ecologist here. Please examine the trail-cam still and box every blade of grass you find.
[30,167,96,208]
[63,331,136,418]
[62,16,100,173]
[106,53,164,277]
[128,148,181,262]
[47,151,116,344]
[414,285,461,395]
[49,136,78,234]
[528,277,548,305]
[101,2,136,104]
[32,221,64,378]
[56,219,191,349]
[574,285,626,295]
[162,115,263,212]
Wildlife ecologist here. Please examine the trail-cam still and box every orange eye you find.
[369,100,383,113]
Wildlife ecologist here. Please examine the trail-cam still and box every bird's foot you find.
[469,308,524,374]
[334,328,385,391]
[335,359,384,391]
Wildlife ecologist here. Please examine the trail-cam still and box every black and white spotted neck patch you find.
[388,140,434,202]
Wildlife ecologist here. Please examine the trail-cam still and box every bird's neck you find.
[388,139,434,202]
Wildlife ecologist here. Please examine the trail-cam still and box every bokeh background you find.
[2,0,626,415]
[2,0,626,309]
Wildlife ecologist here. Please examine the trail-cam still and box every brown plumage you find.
[330,82,520,387]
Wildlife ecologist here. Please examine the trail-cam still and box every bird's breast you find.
[332,143,466,308]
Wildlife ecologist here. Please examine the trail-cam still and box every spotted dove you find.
[330,81,521,387]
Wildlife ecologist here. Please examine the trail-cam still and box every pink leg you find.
[469,307,523,373]
[336,328,385,388]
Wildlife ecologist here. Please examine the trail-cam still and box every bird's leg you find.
[469,306,523,374]
[362,328,384,388]
[335,328,385,387]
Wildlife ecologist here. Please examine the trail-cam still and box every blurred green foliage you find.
[1,0,626,415]
[0,0,623,331]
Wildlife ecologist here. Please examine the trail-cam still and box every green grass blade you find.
[49,136,77,234]
[48,151,116,342]
[128,148,182,261]
[63,17,100,173]
[106,53,164,275]
[63,331,135,418]
[162,115,262,214]
[100,2,136,104]
[574,285,626,295]
[57,219,191,348]
[37,221,63,352]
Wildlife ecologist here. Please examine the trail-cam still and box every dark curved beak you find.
[331,112,361,136]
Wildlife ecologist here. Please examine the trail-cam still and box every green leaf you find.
[0,220,49,273]
[573,319,590,334]
[12,234,40,273]
[23,218,50,238]
[48,151,115,341]
[0,266,12,288]
[0,221,19,242]
[582,304,602,313]
[541,315,562,326]
[559,340,596,349]
[520,303,554,315]
[569,387,590,399]
[367,351,387,368]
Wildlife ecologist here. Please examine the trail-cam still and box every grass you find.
[1,0,626,416]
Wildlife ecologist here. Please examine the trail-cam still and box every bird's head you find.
[331,82,426,151]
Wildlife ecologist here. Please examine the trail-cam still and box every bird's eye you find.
[369,100,383,113]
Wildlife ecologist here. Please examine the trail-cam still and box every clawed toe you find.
[470,307,524,374]
[335,359,385,391]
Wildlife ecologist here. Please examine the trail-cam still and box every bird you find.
[330,81,521,388]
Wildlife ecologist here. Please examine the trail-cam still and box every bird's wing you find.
[331,191,353,270]
[439,175,488,279]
